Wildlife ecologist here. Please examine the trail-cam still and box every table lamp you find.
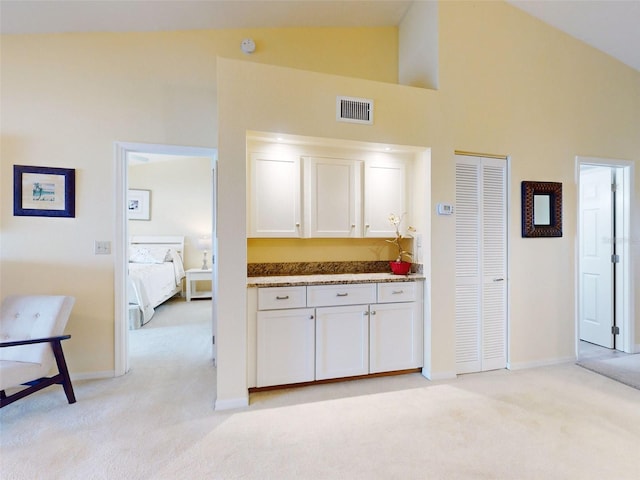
[197,236,212,270]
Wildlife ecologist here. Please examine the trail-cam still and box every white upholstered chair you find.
[0,295,76,408]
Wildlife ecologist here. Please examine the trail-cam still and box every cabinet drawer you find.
[258,286,307,310]
[377,282,417,303]
[307,283,376,307]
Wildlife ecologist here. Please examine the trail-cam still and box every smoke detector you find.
[241,38,256,54]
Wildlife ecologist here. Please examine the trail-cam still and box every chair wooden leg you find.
[51,340,76,404]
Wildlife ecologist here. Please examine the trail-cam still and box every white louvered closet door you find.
[455,155,507,374]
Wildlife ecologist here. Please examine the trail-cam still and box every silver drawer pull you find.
[392,290,404,295]
[493,278,505,282]
[336,293,349,297]
[275,295,290,300]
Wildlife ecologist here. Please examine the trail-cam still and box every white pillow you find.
[129,246,170,264]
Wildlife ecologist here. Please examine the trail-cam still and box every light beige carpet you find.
[154,367,640,480]
[578,354,640,390]
[2,298,639,479]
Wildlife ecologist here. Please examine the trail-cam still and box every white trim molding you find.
[575,156,635,356]
[507,356,577,370]
[214,396,249,411]
[71,370,115,381]
[114,141,218,378]
[422,369,457,381]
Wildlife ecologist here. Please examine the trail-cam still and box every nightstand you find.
[185,268,212,301]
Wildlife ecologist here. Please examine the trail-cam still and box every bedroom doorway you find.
[576,156,634,357]
[114,142,218,376]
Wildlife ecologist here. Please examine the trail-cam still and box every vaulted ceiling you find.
[1,1,638,72]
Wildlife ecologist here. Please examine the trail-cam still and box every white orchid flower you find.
[386,212,414,262]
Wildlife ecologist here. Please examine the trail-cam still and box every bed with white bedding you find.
[128,235,185,327]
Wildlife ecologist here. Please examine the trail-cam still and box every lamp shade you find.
[197,236,212,251]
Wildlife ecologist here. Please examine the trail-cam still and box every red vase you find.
[389,261,411,275]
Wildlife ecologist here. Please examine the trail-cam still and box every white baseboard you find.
[507,356,576,371]
[71,370,115,381]
[421,368,457,381]
[214,396,249,411]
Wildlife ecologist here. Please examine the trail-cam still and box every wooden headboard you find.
[129,235,185,260]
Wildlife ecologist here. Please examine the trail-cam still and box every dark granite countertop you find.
[247,272,425,287]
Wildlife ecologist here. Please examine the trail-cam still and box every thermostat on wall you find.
[437,203,454,215]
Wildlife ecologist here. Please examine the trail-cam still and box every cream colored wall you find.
[0,27,399,377]
[217,59,438,405]
[218,1,639,403]
[248,239,398,263]
[1,1,638,402]
[434,1,640,371]
[399,0,439,89]
[128,157,212,270]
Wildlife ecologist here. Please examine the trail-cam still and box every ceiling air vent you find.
[337,96,374,125]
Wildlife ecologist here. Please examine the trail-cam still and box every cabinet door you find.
[256,308,315,387]
[369,302,423,373]
[304,157,361,237]
[363,159,407,237]
[249,153,302,237]
[315,305,369,380]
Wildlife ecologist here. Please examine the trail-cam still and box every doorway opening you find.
[114,142,218,376]
[577,156,634,359]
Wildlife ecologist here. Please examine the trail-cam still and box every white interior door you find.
[455,154,507,374]
[579,166,613,348]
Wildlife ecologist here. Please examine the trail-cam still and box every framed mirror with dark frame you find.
[521,181,562,237]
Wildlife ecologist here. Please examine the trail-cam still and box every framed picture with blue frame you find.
[13,165,76,218]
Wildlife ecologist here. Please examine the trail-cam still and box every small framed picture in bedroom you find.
[13,164,76,218]
[128,189,151,220]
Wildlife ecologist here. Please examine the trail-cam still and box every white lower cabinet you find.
[256,308,315,387]
[315,305,370,380]
[369,302,423,373]
[254,281,423,388]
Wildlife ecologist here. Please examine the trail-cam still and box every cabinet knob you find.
[365,224,370,228]
[351,224,356,228]
[275,295,290,300]
[371,310,376,315]
[295,223,301,227]
[336,293,348,297]
[310,315,314,320]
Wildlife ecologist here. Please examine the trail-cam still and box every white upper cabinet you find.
[248,153,302,238]
[304,157,362,238]
[363,159,407,237]
[248,145,411,239]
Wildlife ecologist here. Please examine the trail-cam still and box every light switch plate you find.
[94,240,111,255]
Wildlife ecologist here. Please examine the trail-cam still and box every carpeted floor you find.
[577,354,640,391]
[1,298,639,479]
